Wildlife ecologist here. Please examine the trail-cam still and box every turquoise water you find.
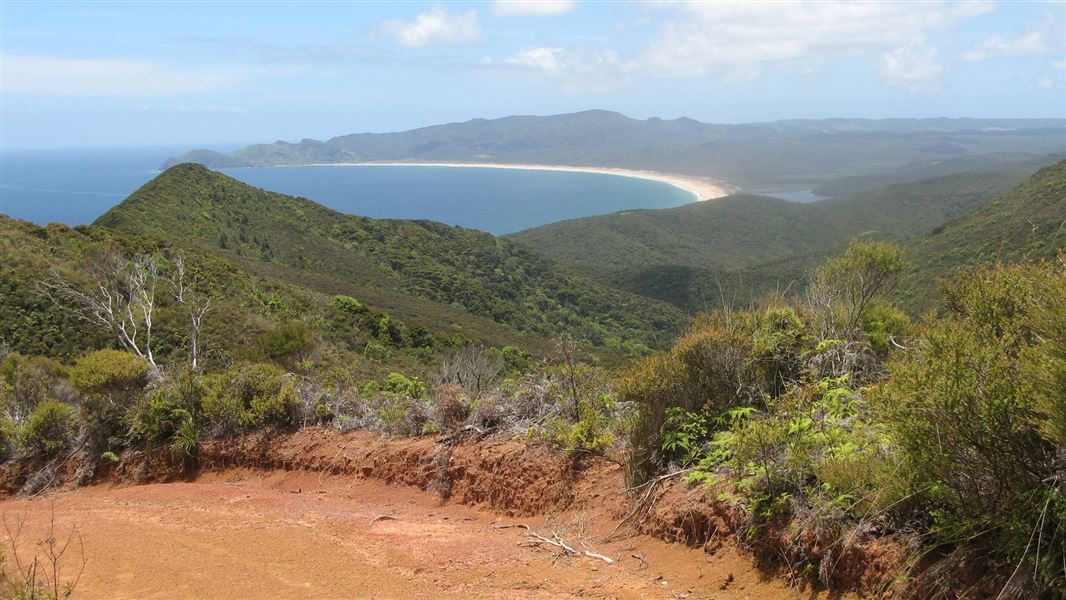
[1,148,696,234]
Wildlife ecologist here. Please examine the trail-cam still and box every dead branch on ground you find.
[605,469,691,542]
[494,523,615,564]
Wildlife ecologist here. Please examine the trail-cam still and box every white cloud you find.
[492,1,575,17]
[1,54,245,95]
[637,1,991,79]
[879,41,943,93]
[493,1,991,92]
[964,31,1051,61]
[381,5,481,47]
[963,15,1060,61]
[503,44,625,91]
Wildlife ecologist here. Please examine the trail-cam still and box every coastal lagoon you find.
[2,148,697,234]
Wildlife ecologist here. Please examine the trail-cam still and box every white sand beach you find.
[284,161,734,201]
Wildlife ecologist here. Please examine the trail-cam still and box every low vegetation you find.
[2,234,1062,596]
[620,242,1065,597]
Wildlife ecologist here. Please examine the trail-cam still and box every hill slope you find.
[506,169,1032,311]
[0,212,559,376]
[94,164,686,351]
[164,111,1066,189]
[898,159,1066,309]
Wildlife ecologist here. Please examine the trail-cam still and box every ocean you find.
[1,147,696,235]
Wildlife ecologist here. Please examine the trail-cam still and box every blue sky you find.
[2,1,1064,148]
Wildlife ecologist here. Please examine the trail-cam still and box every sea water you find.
[1,148,696,234]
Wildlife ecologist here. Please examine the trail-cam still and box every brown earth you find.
[0,429,886,599]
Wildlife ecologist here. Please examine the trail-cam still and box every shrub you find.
[545,393,616,455]
[371,394,433,437]
[808,240,904,339]
[701,376,903,518]
[468,375,560,433]
[752,304,808,396]
[621,310,780,484]
[127,386,195,452]
[860,299,912,355]
[68,349,149,395]
[1024,258,1066,448]
[330,294,366,315]
[431,384,472,432]
[201,363,299,435]
[498,345,532,373]
[436,346,503,395]
[872,260,1065,594]
[0,353,63,424]
[257,322,317,367]
[21,401,78,457]
[383,372,426,399]
[68,350,150,455]
[660,407,712,468]
[620,351,692,484]
[250,380,300,428]
[0,418,16,462]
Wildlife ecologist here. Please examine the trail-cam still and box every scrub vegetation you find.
[0,160,1064,598]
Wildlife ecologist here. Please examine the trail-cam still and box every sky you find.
[2,0,1064,149]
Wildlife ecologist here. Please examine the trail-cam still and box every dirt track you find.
[0,469,841,600]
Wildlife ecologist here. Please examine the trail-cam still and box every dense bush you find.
[701,376,906,517]
[127,385,197,456]
[431,384,472,432]
[872,259,1066,594]
[621,307,813,484]
[68,349,150,395]
[382,372,426,399]
[67,350,152,454]
[0,353,67,424]
[256,322,317,368]
[201,363,300,434]
[544,392,619,455]
[21,401,78,457]
[808,240,904,339]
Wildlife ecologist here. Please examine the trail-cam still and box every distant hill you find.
[163,110,1066,189]
[811,152,1066,197]
[507,168,1035,311]
[94,164,687,351]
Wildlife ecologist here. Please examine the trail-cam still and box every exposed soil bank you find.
[0,428,902,598]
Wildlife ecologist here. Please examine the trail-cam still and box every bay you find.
[1,148,696,234]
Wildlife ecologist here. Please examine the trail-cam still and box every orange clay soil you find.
[0,429,867,599]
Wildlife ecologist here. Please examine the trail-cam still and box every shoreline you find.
[273,161,734,201]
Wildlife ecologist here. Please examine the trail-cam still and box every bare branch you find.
[36,250,160,367]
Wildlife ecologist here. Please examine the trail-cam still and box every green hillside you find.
[164,110,1066,190]
[0,213,552,377]
[508,169,1033,311]
[898,159,1066,310]
[95,164,686,352]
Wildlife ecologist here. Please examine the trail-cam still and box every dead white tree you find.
[37,250,160,367]
[166,253,211,371]
[435,345,503,396]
